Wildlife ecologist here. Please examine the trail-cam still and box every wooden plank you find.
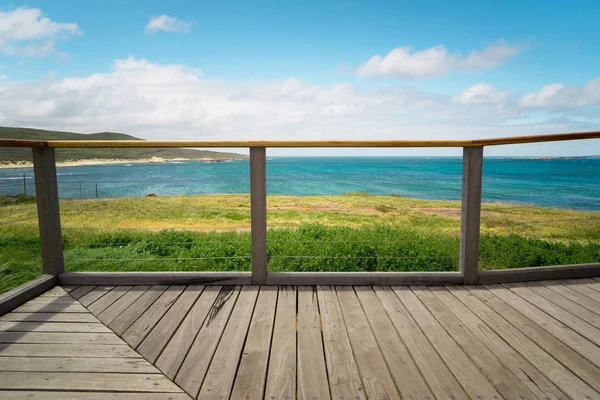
[297,286,330,400]
[156,286,220,379]
[266,271,464,285]
[122,285,185,349]
[40,286,69,296]
[562,278,600,300]
[0,331,125,345]
[467,286,600,394]
[489,283,600,367]
[0,321,111,333]
[317,285,364,399]
[198,286,260,399]
[231,287,277,400]
[526,281,600,329]
[394,286,501,399]
[355,286,433,400]
[109,285,168,335]
[264,286,296,400]
[87,286,133,315]
[459,146,483,284]
[27,295,79,304]
[478,263,600,284]
[32,147,64,275]
[175,286,240,398]
[435,286,567,399]
[137,285,203,363]
[0,312,98,323]
[0,372,182,392]
[250,147,267,284]
[59,272,251,286]
[13,301,86,313]
[0,356,160,373]
[0,343,139,358]
[0,275,57,315]
[412,286,537,399]
[374,286,468,400]
[541,280,600,315]
[78,286,114,307]
[338,287,401,399]
[69,285,96,300]
[60,286,78,293]
[97,286,150,325]
[0,392,191,400]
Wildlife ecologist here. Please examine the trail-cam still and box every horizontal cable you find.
[266,177,462,182]
[269,255,457,259]
[0,216,38,226]
[482,185,600,194]
[266,160,462,166]
[85,240,250,246]
[504,217,600,224]
[58,178,250,185]
[86,161,249,168]
[483,155,600,164]
[482,200,600,209]
[60,210,250,216]
[67,256,251,261]
[485,169,600,178]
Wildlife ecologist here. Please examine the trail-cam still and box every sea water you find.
[0,157,598,210]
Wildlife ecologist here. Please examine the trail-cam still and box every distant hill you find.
[0,127,247,163]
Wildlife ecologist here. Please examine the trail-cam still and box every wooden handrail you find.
[0,130,599,148]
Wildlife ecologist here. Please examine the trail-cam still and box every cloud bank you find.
[0,6,82,57]
[0,57,597,155]
[356,40,522,79]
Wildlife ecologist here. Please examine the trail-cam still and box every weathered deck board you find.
[394,286,502,399]
[156,285,219,379]
[175,286,240,397]
[230,286,277,400]
[297,286,329,400]
[337,286,400,399]
[2,280,599,399]
[375,285,469,399]
[264,285,296,400]
[317,285,364,399]
[355,286,433,400]
[122,285,185,348]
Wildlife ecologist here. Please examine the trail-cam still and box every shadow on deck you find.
[1,279,600,399]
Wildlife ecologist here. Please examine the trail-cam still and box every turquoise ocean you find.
[0,157,598,210]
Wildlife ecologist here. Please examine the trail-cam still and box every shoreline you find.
[0,156,235,169]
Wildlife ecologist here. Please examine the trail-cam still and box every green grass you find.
[1,193,598,294]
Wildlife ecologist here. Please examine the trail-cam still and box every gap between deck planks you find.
[2,280,600,399]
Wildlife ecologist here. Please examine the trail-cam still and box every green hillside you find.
[0,127,247,163]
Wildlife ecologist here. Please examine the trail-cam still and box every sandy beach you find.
[0,156,226,169]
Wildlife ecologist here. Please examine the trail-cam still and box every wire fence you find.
[1,154,598,273]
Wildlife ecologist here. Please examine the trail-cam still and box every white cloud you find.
[0,6,82,57]
[145,15,192,33]
[452,83,510,105]
[355,40,522,79]
[0,57,597,156]
[520,78,600,108]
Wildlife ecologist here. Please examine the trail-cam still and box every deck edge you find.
[0,274,57,315]
[478,263,600,284]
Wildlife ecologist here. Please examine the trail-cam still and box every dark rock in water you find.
[145,193,157,197]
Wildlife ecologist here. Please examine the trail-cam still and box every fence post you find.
[250,147,267,284]
[23,173,27,197]
[32,147,64,276]
[459,146,483,284]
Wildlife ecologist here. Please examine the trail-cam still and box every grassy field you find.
[1,193,599,294]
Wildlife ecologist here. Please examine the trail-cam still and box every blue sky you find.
[0,0,599,155]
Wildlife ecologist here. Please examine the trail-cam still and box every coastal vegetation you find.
[0,127,247,165]
[1,192,598,294]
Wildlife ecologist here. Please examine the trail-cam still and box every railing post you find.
[250,147,267,284]
[459,146,483,284]
[32,147,64,276]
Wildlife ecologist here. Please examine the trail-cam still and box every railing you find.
[1,130,599,286]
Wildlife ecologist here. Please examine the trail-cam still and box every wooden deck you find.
[1,279,600,399]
